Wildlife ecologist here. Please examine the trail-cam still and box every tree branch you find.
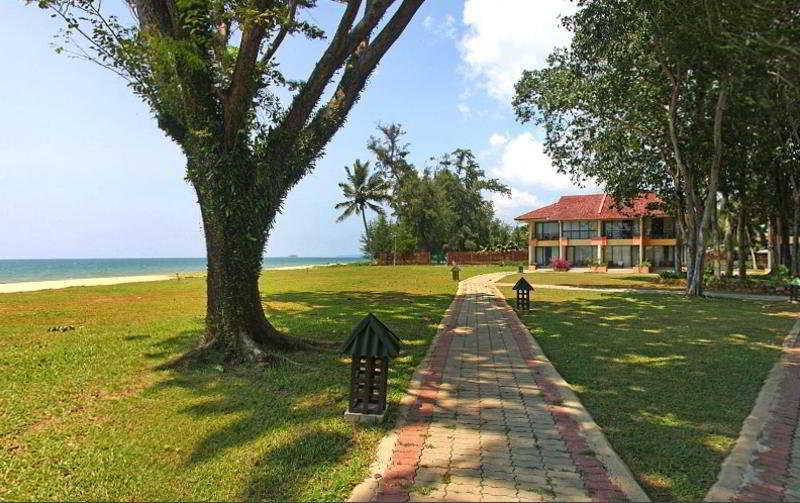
[299,0,425,169]
[260,0,298,67]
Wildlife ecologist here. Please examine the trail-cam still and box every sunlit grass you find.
[505,271,683,290]
[500,283,800,502]
[0,264,509,501]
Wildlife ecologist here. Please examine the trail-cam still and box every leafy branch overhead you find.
[35,0,425,192]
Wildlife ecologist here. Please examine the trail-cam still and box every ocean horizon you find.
[0,256,365,284]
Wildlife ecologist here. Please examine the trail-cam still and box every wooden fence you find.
[446,250,527,265]
[376,252,431,265]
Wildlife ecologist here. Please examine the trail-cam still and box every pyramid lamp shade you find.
[512,276,534,311]
[341,313,402,420]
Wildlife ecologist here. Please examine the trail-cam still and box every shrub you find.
[587,258,604,268]
[659,271,682,280]
[640,259,652,268]
[551,258,571,271]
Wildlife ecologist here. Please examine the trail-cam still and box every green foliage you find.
[361,214,418,259]
[334,160,390,245]
[362,124,514,256]
[659,270,683,280]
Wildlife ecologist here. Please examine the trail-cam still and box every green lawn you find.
[0,265,507,501]
[499,282,800,502]
[508,271,684,290]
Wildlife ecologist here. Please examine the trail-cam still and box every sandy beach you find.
[0,263,348,294]
[0,274,176,294]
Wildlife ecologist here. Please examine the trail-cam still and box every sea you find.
[0,257,364,284]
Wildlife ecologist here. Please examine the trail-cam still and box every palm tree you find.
[335,160,391,242]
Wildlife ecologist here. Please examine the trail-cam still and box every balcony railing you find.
[604,230,639,239]
[535,233,560,240]
[562,230,597,239]
[647,231,676,239]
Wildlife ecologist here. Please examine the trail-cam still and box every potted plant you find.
[636,259,652,274]
[551,258,571,272]
[588,258,607,273]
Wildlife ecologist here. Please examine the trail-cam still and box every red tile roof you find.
[515,193,665,221]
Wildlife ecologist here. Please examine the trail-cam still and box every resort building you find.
[515,193,678,270]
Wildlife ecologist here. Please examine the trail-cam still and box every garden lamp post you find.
[341,313,402,423]
[512,276,534,311]
[452,265,460,281]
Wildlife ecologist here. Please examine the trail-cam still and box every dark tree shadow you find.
[140,289,454,501]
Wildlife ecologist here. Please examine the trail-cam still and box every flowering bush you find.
[551,258,571,271]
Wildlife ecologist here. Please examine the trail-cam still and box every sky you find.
[0,0,599,259]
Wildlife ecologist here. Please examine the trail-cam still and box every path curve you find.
[349,272,649,502]
[706,318,800,502]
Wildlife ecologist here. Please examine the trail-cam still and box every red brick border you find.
[495,297,630,503]
[734,340,800,503]
[372,295,465,502]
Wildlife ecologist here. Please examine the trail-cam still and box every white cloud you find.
[459,0,576,103]
[491,188,538,213]
[422,14,458,41]
[489,133,508,147]
[457,102,472,117]
[490,132,599,193]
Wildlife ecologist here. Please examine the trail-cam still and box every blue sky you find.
[1,0,593,259]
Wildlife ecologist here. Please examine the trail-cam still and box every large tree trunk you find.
[723,195,735,277]
[193,177,308,362]
[769,214,779,272]
[738,206,748,280]
[793,177,800,276]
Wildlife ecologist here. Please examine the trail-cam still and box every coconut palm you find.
[335,160,391,241]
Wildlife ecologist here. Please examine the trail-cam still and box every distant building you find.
[515,193,677,269]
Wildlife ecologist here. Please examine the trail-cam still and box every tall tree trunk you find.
[745,225,758,270]
[666,70,727,297]
[713,198,722,279]
[361,206,370,249]
[193,175,307,362]
[793,176,800,276]
[769,214,779,273]
[738,206,748,280]
[724,209,735,277]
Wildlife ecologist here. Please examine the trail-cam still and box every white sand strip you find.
[0,275,175,294]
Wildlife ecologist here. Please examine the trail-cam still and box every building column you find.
[528,223,534,266]
[558,220,565,259]
[596,219,603,261]
[639,218,645,265]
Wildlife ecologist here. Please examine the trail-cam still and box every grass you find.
[504,271,685,290]
[498,282,800,501]
[0,264,509,501]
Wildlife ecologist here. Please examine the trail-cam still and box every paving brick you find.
[349,274,640,503]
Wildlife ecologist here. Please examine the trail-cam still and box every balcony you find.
[604,230,639,239]
[648,231,676,239]
[536,233,560,240]
[561,230,597,239]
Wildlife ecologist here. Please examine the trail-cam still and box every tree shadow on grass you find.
[141,289,453,501]
[513,291,797,501]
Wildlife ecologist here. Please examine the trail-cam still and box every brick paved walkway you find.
[350,273,648,502]
[707,318,800,502]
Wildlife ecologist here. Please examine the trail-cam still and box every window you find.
[648,218,676,239]
[604,246,640,268]
[535,246,559,266]
[566,246,596,266]
[535,222,559,240]
[645,245,676,267]
[603,220,639,239]
[562,221,598,239]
